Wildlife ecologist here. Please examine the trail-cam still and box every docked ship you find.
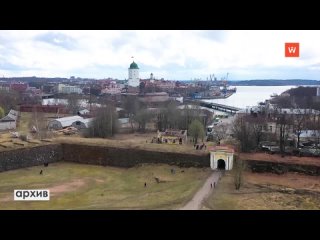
[190,73,237,99]
[190,86,236,99]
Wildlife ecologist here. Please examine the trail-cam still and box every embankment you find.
[0,144,62,172]
[245,160,320,176]
[61,144,209,168]
[1,143,320,176]
[0,143,209,172]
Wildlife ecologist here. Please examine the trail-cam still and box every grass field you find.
[203,171,320,210]
[0,162,211,210]
[0,112,69,151]
[54,133,213,155]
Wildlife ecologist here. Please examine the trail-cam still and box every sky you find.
[0,30,320,80]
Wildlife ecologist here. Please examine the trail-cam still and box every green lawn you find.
[0,162,211,210]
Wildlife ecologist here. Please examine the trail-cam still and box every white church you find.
[128,61,140,87]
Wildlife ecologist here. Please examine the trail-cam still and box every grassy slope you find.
[203,171,320,210]
[54,135,211,155]
[0,162,211,210]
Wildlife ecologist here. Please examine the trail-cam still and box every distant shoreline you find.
[1,77,320,85]
[228,80,320,86]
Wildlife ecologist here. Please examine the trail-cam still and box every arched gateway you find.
[209,145,235,170]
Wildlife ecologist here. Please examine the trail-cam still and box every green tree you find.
[0,106,4,118]
[188,119,205,144]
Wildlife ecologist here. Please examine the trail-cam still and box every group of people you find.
[194,142,207,150]
[39,162,49,175]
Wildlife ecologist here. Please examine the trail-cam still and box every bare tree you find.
[246,115,267,148]
[310,113,320,149]
[122,95,140,132]
[270,95,293,108]
[85,105,118,138]
[214,123,229,143]
[232,116,253,152]
[233,157,245,190]
[31,106,48,140]
[65,94,81,115]
[292,109,307,148]
[0,89,20,113]
[157,101,181,131]
[276,113,291,154]
[178,104,205,130]
[134,109,154,132]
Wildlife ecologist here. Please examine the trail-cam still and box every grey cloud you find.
[112,32,138,50]
[199,30,228,42]
[35,32,78,50]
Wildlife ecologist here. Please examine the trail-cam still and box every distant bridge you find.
[41,93,55,99]
[199,101,242,114]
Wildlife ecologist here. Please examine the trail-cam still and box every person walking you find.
[210,183,213,189]
[144,182,147,188]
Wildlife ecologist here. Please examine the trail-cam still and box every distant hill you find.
[0,77,71,83]
[229,79,320,86]
[181,79,320,86]
[285,86,317,96]
[0,77,104,83]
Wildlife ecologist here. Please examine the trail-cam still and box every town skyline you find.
[1,30,320,80]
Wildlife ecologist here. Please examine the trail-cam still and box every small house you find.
[48,116,84,130]
[157,129,187,144]
[71,118,94,130]
[0,109,19,131]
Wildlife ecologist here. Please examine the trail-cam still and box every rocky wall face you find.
[0,145,62,172]
[61,144,210,168]
[247,160,320,176]
[3,143,320,176]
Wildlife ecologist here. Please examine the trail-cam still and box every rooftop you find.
[129,61,139,69]
[159,129,187,137]
[209,145,235,153]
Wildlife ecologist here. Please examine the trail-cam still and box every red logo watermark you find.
[285,43,299,57]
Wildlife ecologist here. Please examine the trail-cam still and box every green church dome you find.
[129,61,139,69]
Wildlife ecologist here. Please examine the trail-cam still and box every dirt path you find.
[180,171,222,210]
[50,179,86,196]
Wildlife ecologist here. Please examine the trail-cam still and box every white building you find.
[170,96,184,103]
[0,83,10,92]
[128,61,140,87]
[209,146,235,170]
[56,84,82,94]
[72,118,94,129]
[48,116,84,130]
[0,109,19,131]
[317,87,320,97]
[118,118,131,128]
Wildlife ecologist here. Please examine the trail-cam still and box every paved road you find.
[180,171,222,210]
